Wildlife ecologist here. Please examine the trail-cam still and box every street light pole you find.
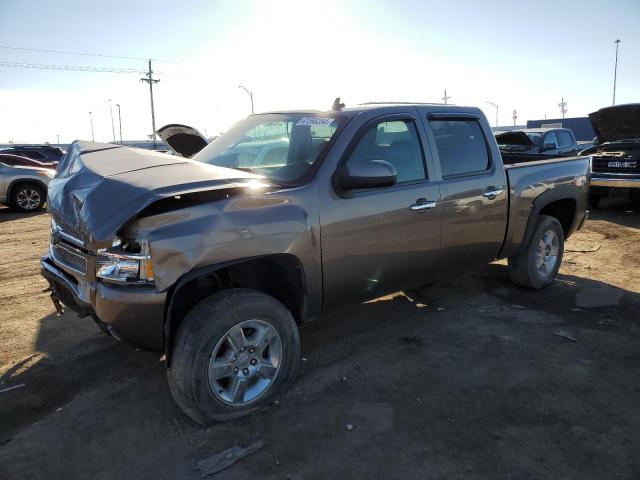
[613,39,621,106]
[238,85,254,114]
[89,111,95,142]
[485,101,499,128]
[116,103,123,144]
[108,99,116,143]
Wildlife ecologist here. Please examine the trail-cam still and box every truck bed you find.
[499,155,591,259]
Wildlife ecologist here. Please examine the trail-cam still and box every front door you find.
[320,115,442,309]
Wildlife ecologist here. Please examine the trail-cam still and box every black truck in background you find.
[495,128,579,165]
[579,104,640,207]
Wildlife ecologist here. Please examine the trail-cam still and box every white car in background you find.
[0,162,54,212]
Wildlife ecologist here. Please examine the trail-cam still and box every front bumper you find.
[591,176,640,189]
[41,254,166,350]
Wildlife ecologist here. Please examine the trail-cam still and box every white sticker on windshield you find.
[296,117,335,126]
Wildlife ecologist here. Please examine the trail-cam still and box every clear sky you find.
[0,0,638,144]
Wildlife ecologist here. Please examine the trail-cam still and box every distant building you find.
[526,117,595,141]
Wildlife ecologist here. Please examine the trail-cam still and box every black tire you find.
[508,215,564,289]
[167,288,300,425]
[10,183,46,212]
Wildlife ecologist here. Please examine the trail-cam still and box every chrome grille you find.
[52,218,84,246]
[50,243,88,275]
[592,151,640,174]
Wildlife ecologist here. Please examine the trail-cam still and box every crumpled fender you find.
[125,193,315,292]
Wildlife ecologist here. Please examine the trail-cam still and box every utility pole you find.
[613,39,621,105]
[116,103,123,144]
[558,97,568,119]
[89,111,95,142]
[108,99,116,143]
[141,59,160,149]
[512,109,517,126]
[441,89,451,105]
[485,101,499,128]
[238,85,254,114]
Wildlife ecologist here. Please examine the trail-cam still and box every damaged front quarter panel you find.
[122,187,321,299]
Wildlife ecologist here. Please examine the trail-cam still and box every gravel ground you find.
[0,198,639,480]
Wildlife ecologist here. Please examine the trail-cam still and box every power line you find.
[0,44,181,64]
[0,60,167,74]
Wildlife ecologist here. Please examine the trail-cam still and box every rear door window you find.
[557,131,573,147]
[429,119,490,177]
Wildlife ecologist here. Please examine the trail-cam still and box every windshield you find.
[192,113,343,184]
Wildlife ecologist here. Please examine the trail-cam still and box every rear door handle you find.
[410,198,437,212]
[483,186,505,199]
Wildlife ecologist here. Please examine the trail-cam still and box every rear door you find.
[320,111,442,308]
[424,112,508,274]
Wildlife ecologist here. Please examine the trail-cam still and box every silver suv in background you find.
[0,161,54,212]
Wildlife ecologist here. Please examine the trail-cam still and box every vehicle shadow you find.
[0,206,47,224]
[590,197,639,229]
[1,262,638,479]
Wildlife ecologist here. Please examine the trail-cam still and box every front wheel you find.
[167,289,300,425]
[11,183,46,212]
[508,215,564,289]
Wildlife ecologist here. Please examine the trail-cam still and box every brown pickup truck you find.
[41,103,590,424]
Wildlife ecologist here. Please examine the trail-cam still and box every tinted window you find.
[19,150,46,160]
[346,120,426,183]
[0,155,18,166]
[557,131,573,147]
[543,132,559,148]
[430,119,490,177]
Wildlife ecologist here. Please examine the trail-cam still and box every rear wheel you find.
[167,288,300,424]
[508,215,564,289]
[11,183,45,212]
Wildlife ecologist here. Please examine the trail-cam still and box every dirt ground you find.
[0,199,639,480]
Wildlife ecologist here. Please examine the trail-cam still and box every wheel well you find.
[165,254,306,354]
[539,198,576,238]
[8,179,47,200]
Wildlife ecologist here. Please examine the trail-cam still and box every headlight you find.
[97,239,154,284]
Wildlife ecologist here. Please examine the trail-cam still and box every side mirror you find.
[337,159,397,190]
[542,143,556,151]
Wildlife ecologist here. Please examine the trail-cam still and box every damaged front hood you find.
[589,104,640,143]
[48,140,263,248]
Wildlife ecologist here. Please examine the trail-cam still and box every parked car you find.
[495,128,579,164]
[0,145,64,164]
[0,153,57,170]
[579,104,640,207]
[0,162,54,212]
[41,104,589,424]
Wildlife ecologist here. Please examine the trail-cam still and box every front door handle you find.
[483,186,505,199]
[410,199,437,212]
